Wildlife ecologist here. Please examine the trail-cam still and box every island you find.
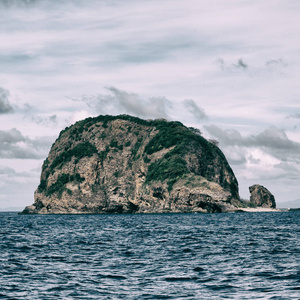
[21,115,276,214]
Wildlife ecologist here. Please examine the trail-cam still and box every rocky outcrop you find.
[249,184,276,208]
[22,115,241,214]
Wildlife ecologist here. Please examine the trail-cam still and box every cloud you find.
[204,125,300,168]
[287,113,300,119]
[184,99,208,121]
[0,166,16,176]
[29,114,58,126]
[235,58,248,69]
[77,87,172,119]
[0,0,37,8]
[0,0,299,203]
[216,57,289,76]
[255,127,298,152]
[204,125,243,146]
[204,124,300,201]
[205,125,299,149]
[216,58,248,71]
[0,87,13,114]
[0,128,53,159]
[265,59,288,68]
[0,162,41,209]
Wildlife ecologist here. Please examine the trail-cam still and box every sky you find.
[0,0,299,209]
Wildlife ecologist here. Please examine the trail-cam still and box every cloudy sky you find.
[1,0,299,209]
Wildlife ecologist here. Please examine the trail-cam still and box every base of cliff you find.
[20,200,242,214]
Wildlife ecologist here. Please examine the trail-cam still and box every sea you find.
[0,211,299,300]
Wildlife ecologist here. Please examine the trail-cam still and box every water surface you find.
[0,211,299,299]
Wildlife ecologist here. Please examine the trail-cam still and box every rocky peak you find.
[249,184,276,208]
[22,114,241,214]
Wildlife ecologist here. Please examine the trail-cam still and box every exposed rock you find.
[249,184,276,208]
[21,115,242,214]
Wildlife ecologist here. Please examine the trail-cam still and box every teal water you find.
[0,211,299,299]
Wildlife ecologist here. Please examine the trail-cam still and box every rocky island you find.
[249,184,276,209]
[21,115,275,214]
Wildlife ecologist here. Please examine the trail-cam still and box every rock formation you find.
[22,115,242,214]
[249,184,276,208]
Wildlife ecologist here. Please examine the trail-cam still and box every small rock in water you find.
[249,184,276,208]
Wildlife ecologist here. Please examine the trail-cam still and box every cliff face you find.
[249,184,276,209]
[22,115,240,214]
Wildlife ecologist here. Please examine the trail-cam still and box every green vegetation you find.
[46,174,70,196]
[99,145,110,165]
[38,179,47,192]
[44,173,85,197]
[70,173,85,183]
[239,199,257,208]
[143,155,151,163]
[184,176,210,189]
[143,120,222,190]
[144,119,217,163]
[44,114,237,196]
[131,137,143,158]
[49,142,98,172]
[144,121,186,155]
[110,140,123,150]
[146,155,188,191]
[57,114,165,142]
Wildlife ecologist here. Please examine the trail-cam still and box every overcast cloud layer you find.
[0,0,299,209]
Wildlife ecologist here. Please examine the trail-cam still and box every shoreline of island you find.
[236,207,284,212]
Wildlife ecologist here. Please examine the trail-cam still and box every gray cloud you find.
[255,127,297,151]
[217,57,288,74]
[205,125,300,163]
[184,99,208,121]
[205,125,242,145]
[216,58,248,71]
[0,128,53,159]
[0,87,13,114]
[0,166,16,176]
[79,87,172,119]
[235,58,248,69]
[265,58,288,68]
[287,113,300,119]
[28,114,58,126]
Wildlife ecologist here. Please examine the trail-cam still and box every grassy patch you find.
[45,173,85,197]
[131,137,143,159]
[49,142,98,172]
[146,155,188,191]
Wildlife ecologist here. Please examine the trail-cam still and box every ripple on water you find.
[0,211,299,299]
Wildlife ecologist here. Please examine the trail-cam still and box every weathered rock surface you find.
[22,115,242,214]
[249,184,276,208]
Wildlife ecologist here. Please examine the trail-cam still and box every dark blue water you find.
[0,212,299,299]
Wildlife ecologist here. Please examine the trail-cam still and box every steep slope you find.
[22,115,240,214]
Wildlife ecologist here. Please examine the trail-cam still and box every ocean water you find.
[0,212,299,299]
